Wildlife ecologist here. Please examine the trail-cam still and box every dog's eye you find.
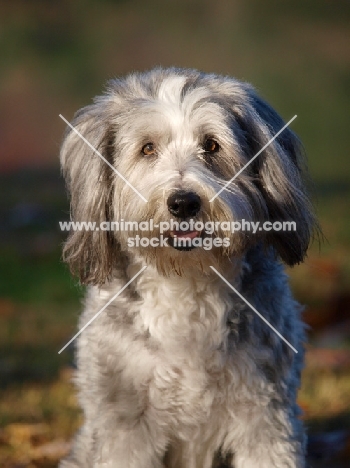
[141,143,156,156]
[203,138,220,154]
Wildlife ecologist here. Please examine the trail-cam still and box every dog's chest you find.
[132,275,233,422]
[135,275,230,353]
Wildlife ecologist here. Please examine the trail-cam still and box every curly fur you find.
[59,68,315,468]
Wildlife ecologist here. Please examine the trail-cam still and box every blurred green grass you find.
[0,251,80,305]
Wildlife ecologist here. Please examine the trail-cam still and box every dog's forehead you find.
[132,74,231,137]
[155,74,219,110]
[157,75,188,104]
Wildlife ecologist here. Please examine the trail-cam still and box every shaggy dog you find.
[59,68,315,468]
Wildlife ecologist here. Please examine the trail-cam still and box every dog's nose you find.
[167,191,201,218]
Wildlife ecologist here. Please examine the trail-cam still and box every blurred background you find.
[0,0,349,466]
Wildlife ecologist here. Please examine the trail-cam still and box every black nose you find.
[167,191,201,218]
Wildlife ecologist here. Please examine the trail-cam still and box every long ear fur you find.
[239,92,316,266]
[60,97,121,284]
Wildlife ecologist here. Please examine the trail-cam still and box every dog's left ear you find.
[242,93,316,266]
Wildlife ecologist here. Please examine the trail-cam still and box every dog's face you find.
[61,68,314,283]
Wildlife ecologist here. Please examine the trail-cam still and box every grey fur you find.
[59,68,315,467]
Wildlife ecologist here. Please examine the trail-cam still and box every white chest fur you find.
[134,269,232,353]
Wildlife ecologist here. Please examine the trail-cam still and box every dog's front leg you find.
[92,413,168,468]
[226,405,306,468]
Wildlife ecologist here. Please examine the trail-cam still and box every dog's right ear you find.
[60,96,120,285]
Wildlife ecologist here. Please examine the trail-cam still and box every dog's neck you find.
[121,255,245,352]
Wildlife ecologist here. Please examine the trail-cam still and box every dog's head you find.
[60,68,315,283]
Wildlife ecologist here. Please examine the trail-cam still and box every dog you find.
[59,68,315,468]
